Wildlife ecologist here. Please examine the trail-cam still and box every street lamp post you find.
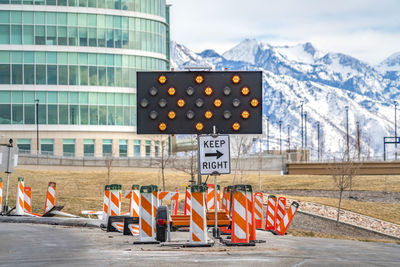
[304,111,308,148]
[300,101,304,148]
[279,120,282,155]
[316,122,320,161]
[395,101,398,160]
[267,116,270,153]
[287,125,291,152]
[35,99,39,159]
[345,106,349,161]
[356,121,361,161]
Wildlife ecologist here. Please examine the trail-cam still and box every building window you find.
[133,140,140,157]
[103,139,112,157]
[145,140,151,157]
[83,139,95,157]
[63,139,75,157]
[41,139,54,156]
[119,139,127,157]
[155,141,160,157]
[17,139,31,154]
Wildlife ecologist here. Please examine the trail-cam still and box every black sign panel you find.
[137,71,262,134]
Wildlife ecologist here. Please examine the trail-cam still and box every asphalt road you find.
[0,223,399,266]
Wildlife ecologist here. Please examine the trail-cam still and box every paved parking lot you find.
[0,223,399,266]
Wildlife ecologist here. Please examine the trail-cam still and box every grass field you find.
[3,166,400,217]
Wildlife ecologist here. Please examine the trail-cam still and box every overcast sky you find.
[166,0,400,65]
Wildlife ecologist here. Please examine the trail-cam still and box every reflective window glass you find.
[38,104,46,124]
[69,65,78,85]
[107,105,114,125]
[0,104,11,124]
[12,104,23,124]
[47,65,57,84]
[80,66,88,85]
[90,105,98,125]
[70,105,79,124]
[48,92,57,103]
[24,104,35,124]
[0,65,10,84]
[99,105,107,125]
[80,105,88,124]
[59,92,68,104]
[79,92,88,104]
[59,105,68,124]
[12,64,23,84]
[24,65,34,84]
[48,105,58,124]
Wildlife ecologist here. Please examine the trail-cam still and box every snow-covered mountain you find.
[170,39,400,160]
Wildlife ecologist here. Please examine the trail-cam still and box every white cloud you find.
[167,0,400,64]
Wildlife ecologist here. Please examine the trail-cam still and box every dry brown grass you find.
[3,166,400,216]
[283,195,400,225]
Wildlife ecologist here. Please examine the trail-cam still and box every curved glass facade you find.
[0,1,170,157]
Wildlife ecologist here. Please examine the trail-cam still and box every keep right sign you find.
[198,135,230,175]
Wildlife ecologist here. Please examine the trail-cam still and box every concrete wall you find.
[18,154,287,172]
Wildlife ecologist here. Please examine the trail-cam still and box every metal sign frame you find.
[198,134,231,175]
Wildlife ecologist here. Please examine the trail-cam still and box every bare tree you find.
[172,135,197,186]
[328,152,359,223]
[153,135,173,191]
[231,135,252,185]
[105,156,113,185]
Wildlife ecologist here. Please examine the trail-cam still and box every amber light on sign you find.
[195,122,204,131]
[214,99,222,107]
[241,86,250,96]
[168,111,176,119]
[158,75,167,84]
[241,110,250,119]
[204,110,213,119]
[195,75,204,84]
[204,87,213,96]
[177,99,185,107]
[232,122,240,131]
[250,98,259,107]
[159,122,167,131]
[168,87,176,96]
[232,75,240,84]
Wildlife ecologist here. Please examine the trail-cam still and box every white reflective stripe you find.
[48,187,56,197]
[268,215,274,225]
[112,222,124,232]
[269,198,276,206]
[283,215,289,226]
[124,190,131,198]
[139,193,153,240]
[129,224,140,235]
[234,222,246,239]
[277,209,284,218]
[278,201,285,210]
[234,197,246,218]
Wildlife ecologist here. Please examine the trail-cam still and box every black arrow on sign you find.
[205,150,223,159]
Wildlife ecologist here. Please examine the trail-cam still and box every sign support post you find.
[212,126,219,238]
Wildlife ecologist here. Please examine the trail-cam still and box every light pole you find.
[287,125,291,152]
[35,99,39,158]
[267,116,270,153]
[395,101,398,160]
[345,106,349,161]
[279,120,282,155]
[300,101,304,148]
[304,111,308,148]
[356,121,361,161]
[316,122,320,161]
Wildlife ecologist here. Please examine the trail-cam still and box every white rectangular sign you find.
[199,135,230,175]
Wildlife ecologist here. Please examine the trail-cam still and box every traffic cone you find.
[265,195,277,231]
[15,177,25,215]
[190,184,208,244]
[276,201,299,235]
[254,192,264,229]
[23,186,32,213]
[44,182,56,214]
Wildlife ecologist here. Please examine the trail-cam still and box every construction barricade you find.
[245,185,256,242]
[0,177,3,213]
[135,185,159,244]
[44,182,56,214]
[265,195,277,231]
[184,187,191,215]
[276,197,287,229]
[189,184,211,246]
[254,192,263,229]
[206,184,221,210]
[276,201,299,235]
[15,177,25,215]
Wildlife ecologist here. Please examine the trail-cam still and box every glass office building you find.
[0,0,170,157]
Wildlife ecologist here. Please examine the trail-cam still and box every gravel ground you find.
[264,189,400,203]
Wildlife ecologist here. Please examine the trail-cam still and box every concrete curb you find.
[297,210,400,241]
[0,216,102,228]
